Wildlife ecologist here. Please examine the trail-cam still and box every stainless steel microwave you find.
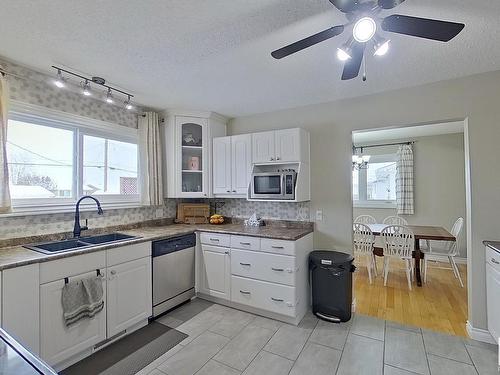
[250,171,297,200]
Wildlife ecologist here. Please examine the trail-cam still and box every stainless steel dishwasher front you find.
[152,233,196,317]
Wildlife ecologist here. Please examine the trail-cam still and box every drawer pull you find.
[240,262,251,266]
[239,290,251,295]
[240,242,251,245]
[271,246,285,249]
[271,297,284,302]
[210,238,220,242]
[271,267,284,272]
[492,258,500,265]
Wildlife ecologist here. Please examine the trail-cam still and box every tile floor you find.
[136,298,499,375]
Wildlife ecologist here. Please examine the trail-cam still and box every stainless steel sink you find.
[24,233,139,254]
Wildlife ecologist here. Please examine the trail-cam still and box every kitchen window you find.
[6,105,139,212]
[353,154,397,208]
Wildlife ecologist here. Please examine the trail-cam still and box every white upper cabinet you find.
[164,111,227,198]
[213,134,252,197]
[213,137,232,195]
[231,134,252,195]
[252,131,276,163]
[252,128,309,164]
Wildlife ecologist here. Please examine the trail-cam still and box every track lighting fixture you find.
[50,66,135,110]
[105,88,114,104]
[124,95,133,110]
[82,80,91,96]
[54,69,66,88]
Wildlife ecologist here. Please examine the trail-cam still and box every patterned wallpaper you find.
[0,58,137,128]
[0,58,309,240]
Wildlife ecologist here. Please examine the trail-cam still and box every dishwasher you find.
[152,233,196,317]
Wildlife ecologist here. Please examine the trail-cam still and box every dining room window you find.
[353,154,397,208]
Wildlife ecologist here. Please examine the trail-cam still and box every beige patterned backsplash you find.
[0,199,310,240]
[0,57,137,128]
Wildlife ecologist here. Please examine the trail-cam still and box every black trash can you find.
[309,250,355,323]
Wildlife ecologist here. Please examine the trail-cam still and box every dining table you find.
[366,224,456,287]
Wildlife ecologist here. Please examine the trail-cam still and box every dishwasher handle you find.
[152,233,196,257]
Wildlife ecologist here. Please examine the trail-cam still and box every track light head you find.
[105,88,114,104]
[54,69,66,88]
[124,95,133,110]
[82,80,91,96]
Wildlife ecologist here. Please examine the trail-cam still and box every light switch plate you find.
[315,210,323,221]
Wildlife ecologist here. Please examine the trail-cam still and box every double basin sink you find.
[24,233,139,255]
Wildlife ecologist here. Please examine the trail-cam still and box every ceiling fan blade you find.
[329,0,358,13]
[341,43,365,80]
[381,14,465,42]
[378,0,405,10]
[271,25,344,59]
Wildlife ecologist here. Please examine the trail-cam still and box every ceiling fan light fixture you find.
[373,38,390,56]
[353,17,377,43]
[337,47,351,61]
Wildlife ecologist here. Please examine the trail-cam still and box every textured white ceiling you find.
[1,0,500,117]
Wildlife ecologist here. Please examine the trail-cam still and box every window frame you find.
[7,101,140,212]
[353,153,397,209]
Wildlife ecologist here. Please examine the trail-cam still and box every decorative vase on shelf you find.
[188,156,200,170]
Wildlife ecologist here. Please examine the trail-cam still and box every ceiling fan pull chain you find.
[362,57,367,82]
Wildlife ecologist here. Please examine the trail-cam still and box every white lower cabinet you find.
[107,257,152,337]
[2,264,40,355]
[40,270,107,366]
[199,244,231,300]
[486,245,500,343]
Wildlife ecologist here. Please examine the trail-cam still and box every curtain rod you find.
[354,141,415,149]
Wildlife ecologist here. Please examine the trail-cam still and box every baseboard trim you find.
[466,321,496,344]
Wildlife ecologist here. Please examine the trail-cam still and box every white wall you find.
[353,133,467,257]
[228,69,500,332]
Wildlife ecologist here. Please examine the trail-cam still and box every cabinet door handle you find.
[271,267,284,272]
[232,190,237,193]
[240,242,251,245]
[272,246,284,249]
[210,238,220,242]
[240,262,251,266]
[270,157,274,161]
[276,157,281,160]
[226,190,231,193]
[225,251,230,255]
[110,270,116,275]
[492,258,500,265]
[239,290,251,295]
[271,297,284,302]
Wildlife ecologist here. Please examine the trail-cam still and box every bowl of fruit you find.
[209,214,225,225]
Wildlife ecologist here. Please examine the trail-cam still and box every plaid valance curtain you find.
[396,144,414,215]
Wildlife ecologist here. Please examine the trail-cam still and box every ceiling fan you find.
[271,0,465,80]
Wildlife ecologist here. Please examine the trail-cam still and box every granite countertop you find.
[0,222,313,271]
[483,240,500,254]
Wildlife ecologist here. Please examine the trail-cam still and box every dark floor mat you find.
[60,322,187,375]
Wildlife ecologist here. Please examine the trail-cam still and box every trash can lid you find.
[309,250,354,265]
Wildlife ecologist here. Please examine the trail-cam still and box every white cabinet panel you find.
[107,257,152,337]
[2,264,40,354]
[275,129,301,163]
[200,232,231,247]
[252,131,275,163]
[231,134,252,194]
[40,270,106,366]
[230,235,260,251]
[213,136,232,195]
[260,238,296,256]
[200,245,230,300]
[106,242,150,267]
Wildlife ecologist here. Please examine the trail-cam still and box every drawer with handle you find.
[260,238,296,256]
[230,235,260,251]
[487,245,500,272]
[231,249,297,286]
[231,275,297,317]
[200,232,231,247]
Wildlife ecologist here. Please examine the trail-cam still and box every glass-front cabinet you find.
[164,112,227,198]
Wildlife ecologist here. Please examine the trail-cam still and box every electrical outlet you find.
[315,210,323,221]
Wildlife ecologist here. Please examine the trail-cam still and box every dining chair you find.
[353,223,377,284]
[354,215,377,224]
[381,225,415,290]
[383,215,408,226]
[421,217,464,287]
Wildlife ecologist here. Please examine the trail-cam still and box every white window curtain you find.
[0,74,11,213]
[396,144,414,215]
[139,112,164,206]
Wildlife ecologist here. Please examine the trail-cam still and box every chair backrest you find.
[353,223,375,254]
[354,215,377,225]
[381,225,414,258]
[383,215,408,226]
[446,217,464,255]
